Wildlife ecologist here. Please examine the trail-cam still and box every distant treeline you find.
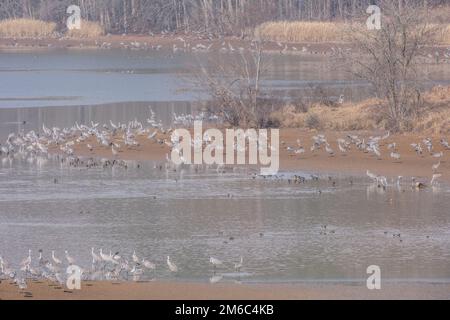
[0,0,448,35]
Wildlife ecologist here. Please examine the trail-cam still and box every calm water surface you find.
[0,157,449,283]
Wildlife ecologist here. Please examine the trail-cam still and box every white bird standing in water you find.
[52,250,62,265]
[234,256,243,272]
[209,257,223,270]
[91,248,101,264]
[431,174,442,186]
[167,256,178,273]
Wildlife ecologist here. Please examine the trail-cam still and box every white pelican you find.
[167,256,178,273]
[51,250,62,265]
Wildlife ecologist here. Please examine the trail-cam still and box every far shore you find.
[1,280,449,300]
[1,35,449,57]
[48,128,449,184]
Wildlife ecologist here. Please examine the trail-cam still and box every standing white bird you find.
[20,249,31,268]
[142,258,156,270]
[432,161,441,173]
[65,250,75,265]
[111,145,118,157]
[167,256,178,273]
[234,256,243,272]
[325,144,335,156]
[209,257,223,270]
[132,250,140,264]
[52,250,62,265]
[390,152,401,162]
[91,247,101,264]
[431,174,442,186]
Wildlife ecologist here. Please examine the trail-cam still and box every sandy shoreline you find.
[1,280,449,300]
[49,128,449,183]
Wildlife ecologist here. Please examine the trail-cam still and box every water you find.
[1,49,448,109]
[0,157,449,283]
[0,48,449,285]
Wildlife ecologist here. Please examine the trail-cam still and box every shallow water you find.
[1,49,449,109]
[0,157,449,283]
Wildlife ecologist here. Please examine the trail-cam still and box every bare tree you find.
[338,0,439,131]
[191,40,270,127]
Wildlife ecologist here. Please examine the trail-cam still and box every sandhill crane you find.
[234,256,243,272]
[52,250,62,265]
[142,258,156,270]
[431,174,442,186]
[390,152,401,162]
[91,248,101,264]
[65,250,75,265]
[210,257,223,271]
[432,161,441,173]
[167,256,178,273]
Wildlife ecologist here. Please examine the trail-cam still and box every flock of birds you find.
[0,248,245,291]
[284,131,448,188]
[0,109,448,188]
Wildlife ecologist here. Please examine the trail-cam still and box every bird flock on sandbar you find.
[283,131,448,188]
[0,248,245,291]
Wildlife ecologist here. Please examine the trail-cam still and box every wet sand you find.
[1,280,449,300]
[49,128,449,183]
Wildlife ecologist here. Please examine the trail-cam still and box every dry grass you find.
[254,20,450,45]
[434,24,450,44]
[270,86,450,134]
[66,20,104,38]
[254,21,347,43]
[0,18,56,38]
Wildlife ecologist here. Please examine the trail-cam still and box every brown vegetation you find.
[66,20,104,38]
[270,85,450,135]
[0,18,56,38]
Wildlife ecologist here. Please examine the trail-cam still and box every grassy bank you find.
[0,18,103,39]
[255,21,347,43]
[270,86,450,134]
[255,21,450,44]
[0,18,56,38]
[66,20,104,38]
